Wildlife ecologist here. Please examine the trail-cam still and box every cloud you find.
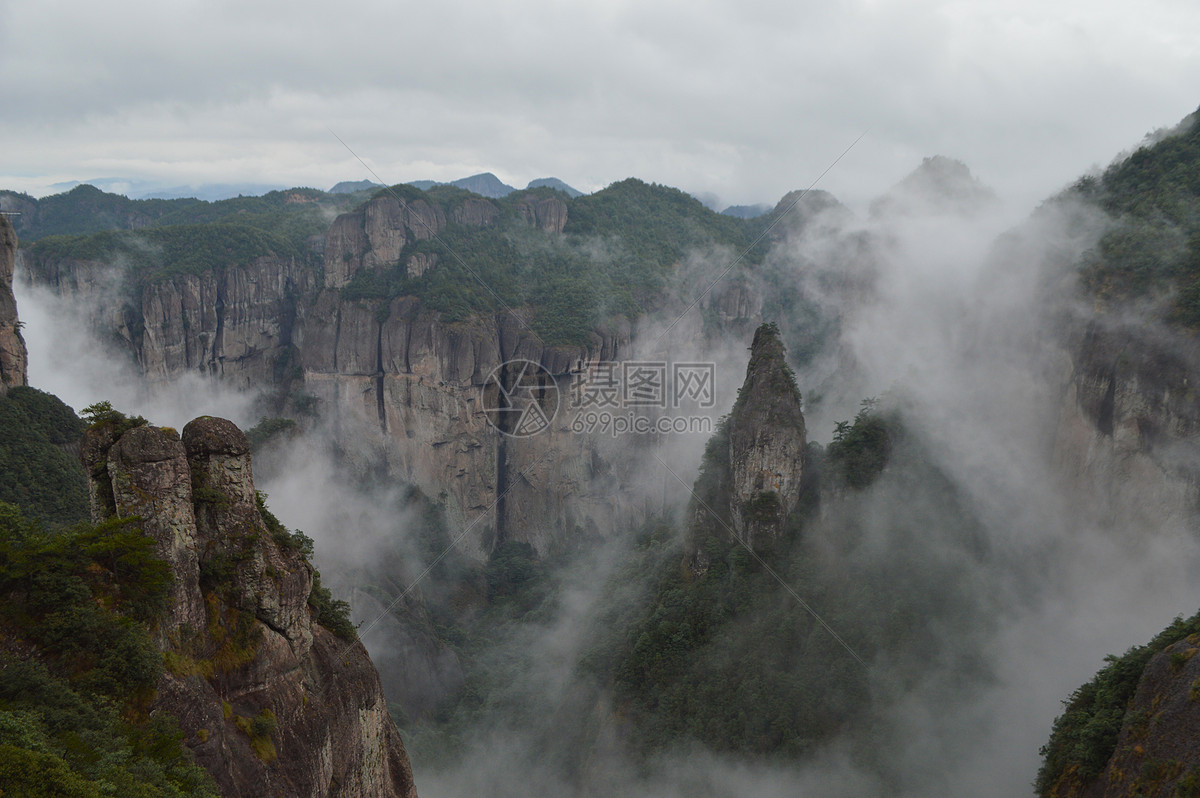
[13,123,1200,796]
[3,0,1200,208]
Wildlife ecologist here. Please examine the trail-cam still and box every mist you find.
[760,177,1200,794]
[399,170,1200,796]
[13,161,1200,798]
[16,277,259,430]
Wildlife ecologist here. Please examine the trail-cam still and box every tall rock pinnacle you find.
[727,322,807,548]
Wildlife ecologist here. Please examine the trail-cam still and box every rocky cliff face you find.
[83,415,418,798]
[140,256,317,389]
[1039,615,1200,798]
[1071,634,1200,797]
[727,323,806,548]
[514,195,568,233]
[324,195,447,290]
[26,250,316,391]
[294,289,631,556]
[689,323,806,558]
[22,241,648,559]
[20,187,768,558]
[1053,315,1200,536]
[0,215,27,394]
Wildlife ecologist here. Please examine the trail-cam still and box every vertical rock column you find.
[182,416,314,653]
[727,323,807,548]
[104,425,206,632]
[0,214,28,393]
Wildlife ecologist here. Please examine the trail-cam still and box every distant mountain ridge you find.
[400,173,584,198]
[526,177,583,197]
[43,177,290,202]
[329,179,381,194]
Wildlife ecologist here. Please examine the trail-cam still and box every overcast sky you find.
[3,0,1199,211]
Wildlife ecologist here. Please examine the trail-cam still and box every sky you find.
[3,0,1199,211]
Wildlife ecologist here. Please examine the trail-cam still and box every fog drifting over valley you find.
[15,159,1200,797]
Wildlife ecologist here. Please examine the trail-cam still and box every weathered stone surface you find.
[450,197,499,227]
[706,280,762,326]
[1043,633,1200,798]
[82,415,418,798]
[364,196,409,270]
[0,215,27,393]
[24,206,647,555]
[403,199,443,242]
[406,252,438,278]
[727,324,806,548]
[515,195,568,233]
[323,196,448,289]
[88,424,207,631]
[184,416,313,648]
[325,210,370,289]
[1053,317,1200,535]
[300,295,630,556]
[137,256,313,388]
[81,422,122,519]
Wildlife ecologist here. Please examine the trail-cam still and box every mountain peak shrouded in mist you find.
[870,155,998,218]
[769,187,845,218]
[14,101,1200,797]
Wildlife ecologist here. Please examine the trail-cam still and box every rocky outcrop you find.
[1054,317,1200,535]
[515,195,568,233]
[1076,633,1200,797]
[139,256,316,388]
[727,323,806,548]
[1040,618,1200,798]
[324,195,447,289]
[83,415,418,798]
[85,423,207,633]
[406,252,438,278]
[689,323,806,557]
[450,197,499,227]
[0,214,27,393]
[295,291,631,557]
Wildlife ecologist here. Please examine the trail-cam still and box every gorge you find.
[4,109,1200,797]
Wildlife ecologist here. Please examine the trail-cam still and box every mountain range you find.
[4,107,1200,796]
